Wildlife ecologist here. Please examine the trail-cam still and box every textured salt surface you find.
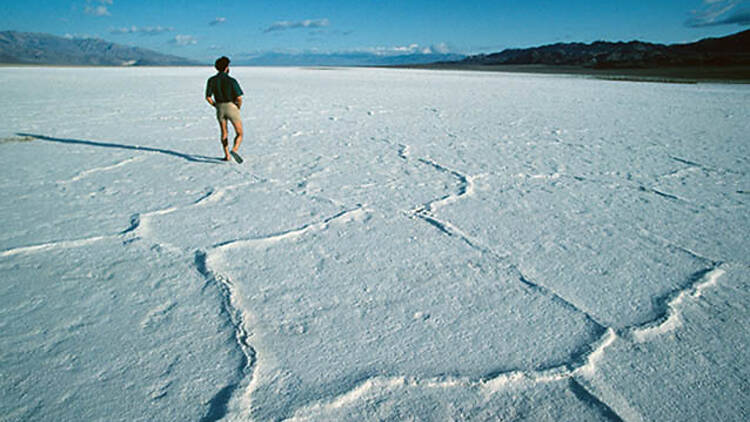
[0,67,748,421]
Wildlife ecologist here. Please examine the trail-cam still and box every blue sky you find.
[1,0,749,61]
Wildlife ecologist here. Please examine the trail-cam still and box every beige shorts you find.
[216,102,241,125]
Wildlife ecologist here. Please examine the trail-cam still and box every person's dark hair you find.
[215,56,230,72]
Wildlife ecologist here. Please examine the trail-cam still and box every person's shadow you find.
[17,133,226,164]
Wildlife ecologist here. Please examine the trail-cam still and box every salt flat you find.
[0,67,748,421]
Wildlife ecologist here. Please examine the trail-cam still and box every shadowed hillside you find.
[0,31,199,66]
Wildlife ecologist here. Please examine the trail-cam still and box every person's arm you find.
[205,80,215,107]
[233,79,244,109]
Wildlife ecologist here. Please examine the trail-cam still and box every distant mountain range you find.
[3,29,749,70]
[236,51,465,67]
[0,31,198,66]
[448,29,750,69]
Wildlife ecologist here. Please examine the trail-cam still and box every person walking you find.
[205,56,244,163]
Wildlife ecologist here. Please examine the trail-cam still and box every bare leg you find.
[230,118,243,153]
[219,119,230,160]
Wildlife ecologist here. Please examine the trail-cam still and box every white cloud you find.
[110,26,174,35]
[357,43,454,56]
[64,33,95,40]
[85,5,110,16]
[84,0,112,16]
[172,34,198,46]
[210,17,227,26]
[686,0,750,27]
[431,42,450,54]
[264,18,330,33]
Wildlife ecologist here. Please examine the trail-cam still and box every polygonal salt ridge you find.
[212,205,369,252]
[0,234,113,258]
[192,204,372,421]
[57,156,144,184]
[194,248,257,422]
[281,328,620,421]
[627,267,726,343]
[281,263,730,422]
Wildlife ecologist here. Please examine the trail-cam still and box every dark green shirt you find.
[205,72,243,103]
